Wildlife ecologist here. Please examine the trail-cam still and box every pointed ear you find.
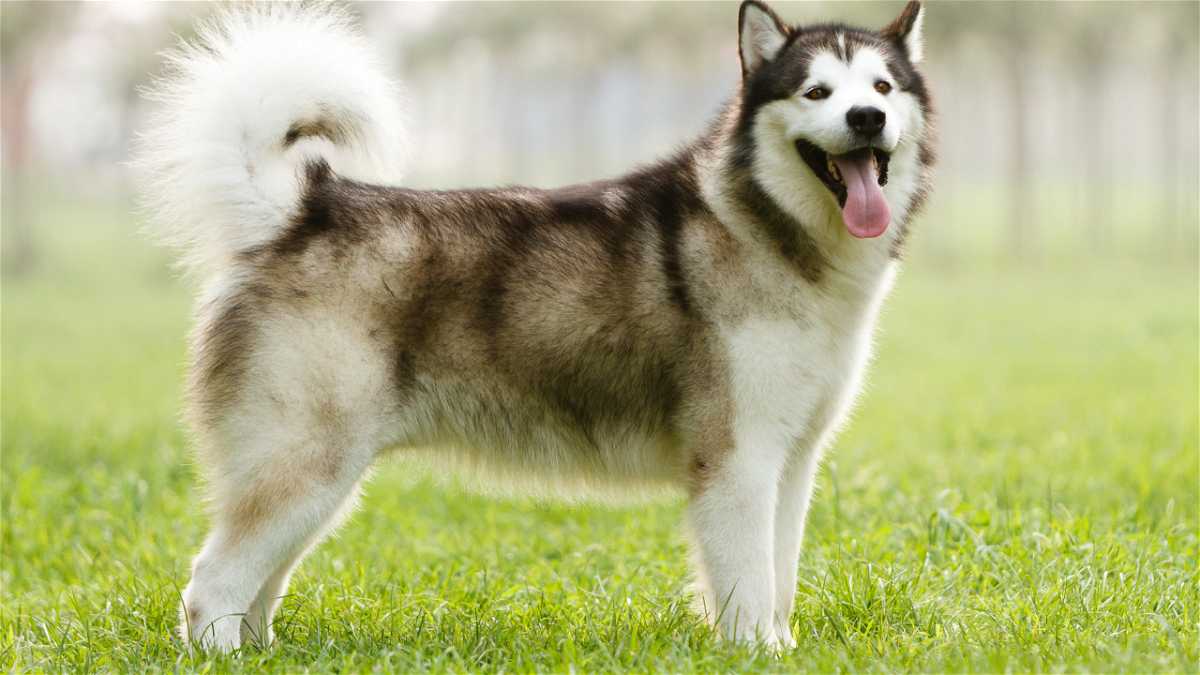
[880,0,924,63]
[739,0,791,77]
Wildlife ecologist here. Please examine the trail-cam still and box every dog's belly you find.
[389,369,688,500]
[377,294,695,499]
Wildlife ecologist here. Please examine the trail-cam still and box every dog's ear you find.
[739,0,791,77]
[880,0,924,63]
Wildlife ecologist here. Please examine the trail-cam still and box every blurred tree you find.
[1,1,77,276]
[389,1,737,75]
[929,1,1042,261]
[1153,2,1200,257]
[1160,27,1182,254]
[1001,3,1039,262]
[1078,12,1115,253]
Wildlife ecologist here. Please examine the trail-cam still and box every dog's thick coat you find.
[138,1,934,651]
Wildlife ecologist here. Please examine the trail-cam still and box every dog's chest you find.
[719,258,896,449]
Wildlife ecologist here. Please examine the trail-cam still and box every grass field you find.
[2,191,1197,673]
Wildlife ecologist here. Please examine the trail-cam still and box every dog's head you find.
[736,0,931,240]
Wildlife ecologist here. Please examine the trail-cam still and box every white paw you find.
[180,603,243,653]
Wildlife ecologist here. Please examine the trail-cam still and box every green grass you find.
[2,191,1197,673]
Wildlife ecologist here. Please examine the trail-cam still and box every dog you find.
[137,0,934,652]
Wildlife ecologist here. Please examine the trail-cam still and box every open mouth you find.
[795,139,892,238]
[795,140,890,207]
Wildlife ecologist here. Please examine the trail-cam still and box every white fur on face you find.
[791,46,911,154]
[750,44,926,165]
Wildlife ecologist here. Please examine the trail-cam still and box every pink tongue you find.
[832,149,890,238]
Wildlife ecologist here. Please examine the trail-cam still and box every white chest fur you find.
[723,259,898,459]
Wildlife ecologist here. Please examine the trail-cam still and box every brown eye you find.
[804,87,829,101]
[875,80,892,95]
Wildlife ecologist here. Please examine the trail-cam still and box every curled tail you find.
[136,4,409,276]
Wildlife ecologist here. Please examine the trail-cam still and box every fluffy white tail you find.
[136,4,409,276]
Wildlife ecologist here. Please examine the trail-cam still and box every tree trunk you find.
[1159,47,1180,257]
[1082,59,1112,252]
[1,66,35,277]
[1006,44,1035,261]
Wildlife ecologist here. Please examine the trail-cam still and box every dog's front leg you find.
[770,448,822,649]
[688,445,787,646]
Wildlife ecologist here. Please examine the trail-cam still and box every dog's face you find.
[738,0,930,239]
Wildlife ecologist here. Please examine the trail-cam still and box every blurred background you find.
[1,0,1197,271]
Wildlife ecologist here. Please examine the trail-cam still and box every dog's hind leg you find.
[239,485,363,648]
[238,549,299,649]
[179,408,382,652]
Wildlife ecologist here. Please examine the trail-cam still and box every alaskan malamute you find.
[139,0,934,651]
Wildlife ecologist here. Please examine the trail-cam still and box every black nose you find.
[846,106,886,137]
